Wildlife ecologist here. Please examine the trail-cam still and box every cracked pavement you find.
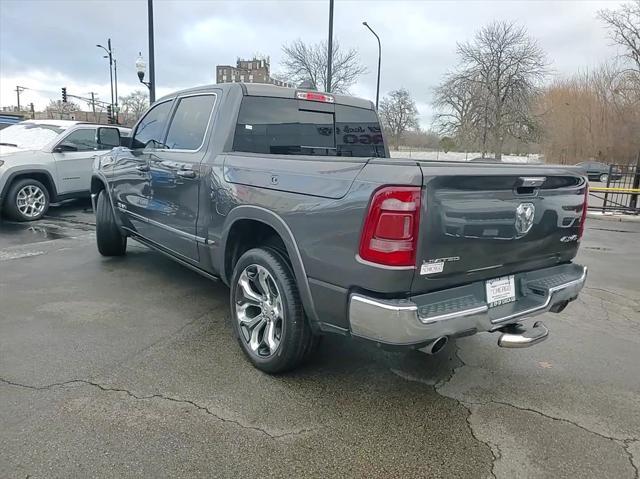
[1,200,639,478]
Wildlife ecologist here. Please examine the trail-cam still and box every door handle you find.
[177,170,197,179]
[136,164,150,172]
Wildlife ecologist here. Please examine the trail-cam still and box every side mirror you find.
[54,142,78,153]
[97,127,121,149]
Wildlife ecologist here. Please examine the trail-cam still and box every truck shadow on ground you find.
[114,244,462,385]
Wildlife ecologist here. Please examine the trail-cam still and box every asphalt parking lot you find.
[1,201,639,479]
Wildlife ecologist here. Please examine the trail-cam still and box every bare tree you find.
[379,89,419,149]
[46,100,79,120]
[434,21,548,159]
[281,39,366,93]
[432,73,480,150]
[403,129,441,150]
[599,1,640,72]
[119,90,149,127]
[537,62,640,164]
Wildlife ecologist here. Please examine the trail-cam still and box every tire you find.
[230,247,314,373]
[599,173,608,183]
[95,189,127,256]
[4,178,50,221]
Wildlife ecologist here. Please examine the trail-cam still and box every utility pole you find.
[326,0,334,92]
[113,58,119,123]
[15,85,26,112]
[148,0,156,102]
[108,38,114,112]
[90,92,97,122]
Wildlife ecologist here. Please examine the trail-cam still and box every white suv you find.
[0,120,129,221]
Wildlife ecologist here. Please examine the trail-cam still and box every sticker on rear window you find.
[421,261,444,275]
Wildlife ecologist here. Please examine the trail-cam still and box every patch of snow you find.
[390,150,541,164]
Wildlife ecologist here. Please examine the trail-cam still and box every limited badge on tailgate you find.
[486,275,516,307]
[420,256,460,276]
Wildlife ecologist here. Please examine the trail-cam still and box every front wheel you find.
[230,247,314,373]
[95,190,127,256]
[599,173,609,183]
[4,178,50,221]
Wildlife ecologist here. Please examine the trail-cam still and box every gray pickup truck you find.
[91,83,588,373]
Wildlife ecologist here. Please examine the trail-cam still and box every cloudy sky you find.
[0,0,627,127]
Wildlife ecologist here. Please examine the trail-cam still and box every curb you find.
[586,212,640,223]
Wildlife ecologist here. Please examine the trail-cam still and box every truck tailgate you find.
[412,163,587,295]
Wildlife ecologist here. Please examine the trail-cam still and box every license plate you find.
[486,275,516,307]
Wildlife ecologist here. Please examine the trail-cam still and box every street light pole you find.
[326,0,334,93]
[96,40,115,114]
[362,21,381,109]
[148,0,156,102]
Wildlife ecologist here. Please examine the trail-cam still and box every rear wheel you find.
[599,173,608,183]
[230,247,315,373]
[4,178,50,221]
[95,190,127,256]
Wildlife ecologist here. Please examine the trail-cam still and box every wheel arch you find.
[1,169,58,203]
[91,173,126,231]
[219,206,319,324]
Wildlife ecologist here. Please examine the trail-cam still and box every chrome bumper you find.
[349,263,587,346]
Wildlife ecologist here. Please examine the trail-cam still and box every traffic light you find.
[61,87,67,103]
[106,105,113,124]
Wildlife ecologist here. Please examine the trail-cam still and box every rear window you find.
[232,96,385,157]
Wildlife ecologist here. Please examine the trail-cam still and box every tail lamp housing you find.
[359,186,421,267]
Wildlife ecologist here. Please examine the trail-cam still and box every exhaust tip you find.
[550,300,569,313]
[424,336,448,355]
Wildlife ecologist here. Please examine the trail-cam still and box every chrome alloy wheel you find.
[234,264,283,357]
[16,185,46,218]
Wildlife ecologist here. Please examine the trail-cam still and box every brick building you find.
[216,57,293,88]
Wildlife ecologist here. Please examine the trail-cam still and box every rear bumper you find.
[348,263,587,346]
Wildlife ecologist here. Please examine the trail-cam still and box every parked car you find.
[575,161,622,183]
[0,120,129,221]
[92,83,588,373]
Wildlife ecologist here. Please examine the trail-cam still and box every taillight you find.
[578,183,588,239]
[359,186,421,267]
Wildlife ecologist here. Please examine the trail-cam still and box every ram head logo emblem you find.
[515,203,535,236]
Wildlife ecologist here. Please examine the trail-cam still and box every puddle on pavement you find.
[0,220,89,245]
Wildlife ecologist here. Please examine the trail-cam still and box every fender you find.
[218,205,320,324]
[0,168,59,203]
[90,173,126,232]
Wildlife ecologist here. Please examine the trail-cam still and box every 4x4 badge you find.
[515,203,535,236]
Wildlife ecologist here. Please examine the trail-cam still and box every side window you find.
[233,97,335,155]
[132,100,173,149]
[62,128,98,152]
[165,95,216,150]
[335,105,385,157]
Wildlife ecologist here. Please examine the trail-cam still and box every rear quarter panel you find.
[214,156,422,329]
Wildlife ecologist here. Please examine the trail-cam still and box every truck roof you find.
[156,82,375,110]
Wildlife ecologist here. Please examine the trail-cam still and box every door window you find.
[61,128,98,152]
[165,95,216,150]
[132,100,173,149]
